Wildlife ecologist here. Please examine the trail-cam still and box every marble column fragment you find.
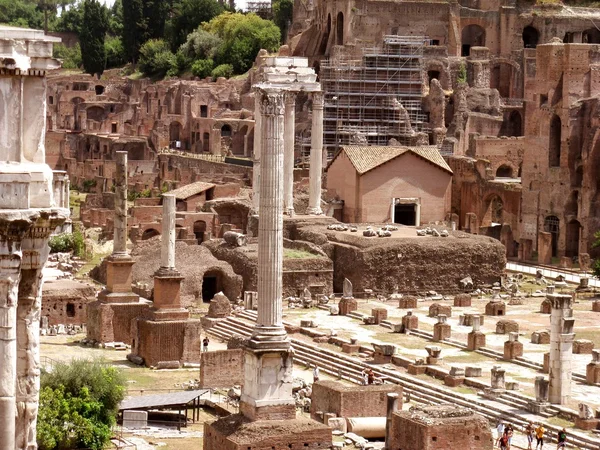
[113,151,128,255]
[283,91,296,216]
[307,91,324,215]
[253,89,288,345]
[548,293,575,405]
[252,93,262,213]
[160,194,176,270]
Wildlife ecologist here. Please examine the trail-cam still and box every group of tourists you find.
[496,421,568,449]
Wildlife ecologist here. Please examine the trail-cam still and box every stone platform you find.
[203,415,332,450]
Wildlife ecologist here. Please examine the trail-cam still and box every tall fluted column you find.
[113,151,128,255]
[15,217,58,450]
[160,194,176,269]
[252,93,262,213]
[0,223,28,450]
[283,92,296,216]
[307,91,324,215]
[253,89,287,344]
[548,293,575,405]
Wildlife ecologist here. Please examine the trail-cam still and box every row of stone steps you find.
[206,313,600,450]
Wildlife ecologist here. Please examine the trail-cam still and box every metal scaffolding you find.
[316,35,431,159]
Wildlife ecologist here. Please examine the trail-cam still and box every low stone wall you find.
[199,349,244,388]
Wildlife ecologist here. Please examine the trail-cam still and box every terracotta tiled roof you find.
[329,145,453,175]
[167,181,216,200]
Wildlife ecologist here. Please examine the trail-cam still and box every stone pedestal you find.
[496,320,519,334]
[586,350,600,385]
[401,311,418,331]
[433,315,451,342]
[593,300,600,312]
[574,418,599,431]
[504,333,524,360]
[528,376,550,413]
[399,296,418,309]
[573,339,594,354]
[338,297,357,315]
[429,303,452,317]
[342,343,360,354]
[445,367,465,387]
[454,294,472,307]
[97,255,138,303]
[485,300,506,316]
[372,307,388,324]
[468,332,486,350]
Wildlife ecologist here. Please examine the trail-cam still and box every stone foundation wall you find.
[86,301,150,343]
[200,349,244,388]
[135,319,201,367]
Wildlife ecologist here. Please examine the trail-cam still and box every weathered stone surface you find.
[207,291,232,318]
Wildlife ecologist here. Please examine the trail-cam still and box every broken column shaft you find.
[548,293,575,405]
[307,91,324,215]
[161,194,176,269]
[283,91,296,216]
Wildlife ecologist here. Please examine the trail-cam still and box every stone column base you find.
[504,341,524,359]
[338,297,357,316]
[527,400,548,414]
[104,256,137,298]
[467,331,486,350]
[203,415,332,450]
[586,363,600,384]
[433,323,451,341]
[86,301,150,344]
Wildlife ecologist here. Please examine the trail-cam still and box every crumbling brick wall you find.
[199,349,244,388]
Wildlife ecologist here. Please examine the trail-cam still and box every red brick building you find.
[326,145,452,225]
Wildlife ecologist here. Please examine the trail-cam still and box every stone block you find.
[560,256,573,269]
[531,330,550,344]
[338,297,358,315]
[574,339,595,354]
[407,364,427,375]
[433,323,451,342]
[580,253,592,272]
[342,343,360,354]
[123,410,148,428]
[485,301,506,316]
[467,331,486,351]
[454,294,472,307]
[363,316,376,325]
[327,417,347,434]
[429,303,452,318]
[459,314,484,326]
[399,296,418,309]
[401,312,418,331]
[592,301,600,313]
[465,366,482,377]
[540,299,552,314]
[444,375,465,387]
[495,320,519,334]
[574,418,599,431]
[371,307,388,324]
[586,363,600,385]
[504,340,523,359]
[543,352,550,374]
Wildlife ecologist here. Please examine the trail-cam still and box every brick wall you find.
[310,381,402,420]
[199,349,244,388]
[135,319,201,367]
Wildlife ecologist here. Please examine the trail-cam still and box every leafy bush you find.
[138,39,178,77]
[53,43,82,70]
[192,58,215,78]
[38,359,126,450]
[49,229,85,257]
[211,63,233,79]
[457,63,467,83]
[179,28,223,61]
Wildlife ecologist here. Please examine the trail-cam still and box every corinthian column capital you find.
[312,91,324,109]
[259,90,285,116]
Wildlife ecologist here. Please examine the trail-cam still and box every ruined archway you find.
[549,114,561,167]
[170,122,183,147]
[544,215,560,258]
[584,28,600,44]
[566,219,581,257]
[508,110,522,136]
[221,124,232,137]
[483,195,503,227]
[461,24,485,57]
[522,26,540,48]
[86,106,105,123]
[232,125,248,155]
[202,269,223,302]
[336,12,344,45]
[141,228,160,240]
[496,165,513,178]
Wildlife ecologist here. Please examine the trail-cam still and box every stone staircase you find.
[206,311,600,450]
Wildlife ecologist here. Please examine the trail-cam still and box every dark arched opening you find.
[508,110,522,136]
[193,220,207,244]
[461,24,485,56]
[202,270,223,302]
[170,122,183,148]
[583,28,600,44]
[336,12,344,45]
[549,115,561,167]
[142,228,160,240]
[496,165,513,178]
[221,124,232,137]
[544,215,560,258]
[95,85,105,95]
[522,26,540,48]
[565,191,579,217]
[203,132,210,152]
[566,220,581,257]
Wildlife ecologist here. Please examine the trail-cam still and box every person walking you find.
[506,423,514,449]
[556,428,567,449]
[313,365,320,383]
[499,429,509,450]
[202,336,209,352]
[525,422,534,450]
[496,421,505,448]
[535,424,545,450]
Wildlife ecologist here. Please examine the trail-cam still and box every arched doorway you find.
[544,215,560,258]
[496,165,513,178]
[193,220,207,244]
[566,220,581,257]
[203,132,210,152]
[336,12,344,45]
[170,122,183,148]
[583,28,600,44]
[202,270,222,302]
[549,115,561,167]
[142,228,160,240]
[522,26,540,48]
[461,24,485,56]
[221,124,232,137]
[507,110,522,137]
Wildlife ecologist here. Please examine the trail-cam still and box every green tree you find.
[204,12,280,74]
[138,38,177,77]
[272,0,293,43]
[80,0,107,76]
[179,27,222,61]
[122,0,169,64]
[168,0,224,51]
[38,359,125,450]
[105,35,127,68]
[0,0,45,29]
[107,0,123,36]
[211,62,233,79]
[54,0,84,32]
[53,42,82,69]
[191,58,214,78]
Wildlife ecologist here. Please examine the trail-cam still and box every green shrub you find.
[105,36,127,68]
[49,228,85,257]
[53,43,82,70]
[38,359,126,450]
[138,39,177,77]
[191,58,215,78]
[82,179,97,193]
[211,63,233,79]
[457,63,467,83]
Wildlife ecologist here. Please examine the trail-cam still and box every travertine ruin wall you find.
[199,349,244,388]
